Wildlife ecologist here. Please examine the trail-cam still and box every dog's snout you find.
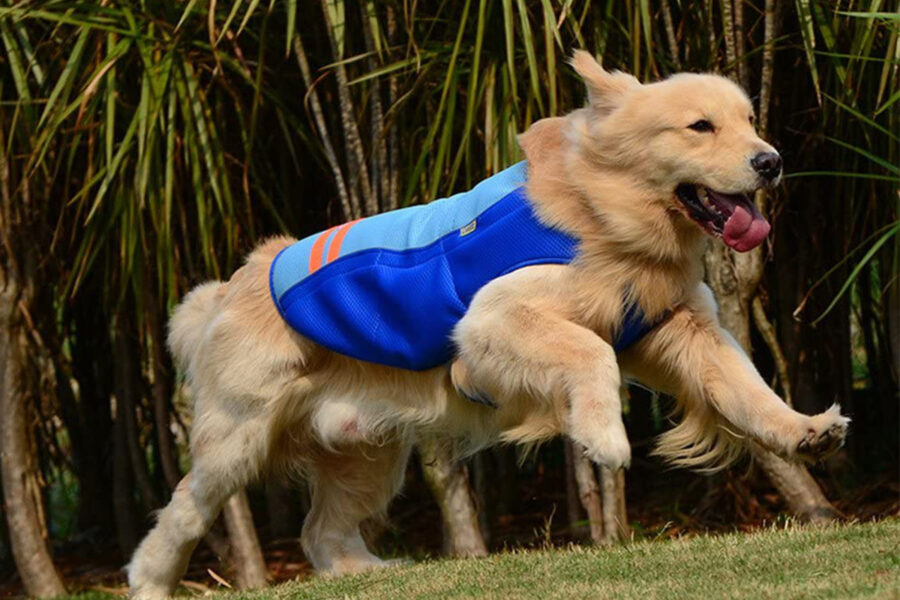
[751,152,782,181]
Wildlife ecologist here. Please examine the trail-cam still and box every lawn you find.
[76,519,899,600]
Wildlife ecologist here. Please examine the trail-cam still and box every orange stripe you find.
[325,219,361,265]
[308,226,339,274]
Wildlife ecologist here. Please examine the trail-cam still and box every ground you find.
[64,518,898,600]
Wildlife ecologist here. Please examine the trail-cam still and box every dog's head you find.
[569,51,779,252]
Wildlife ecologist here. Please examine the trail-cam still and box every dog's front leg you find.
[452,268,631,469]
[620,284,848,466]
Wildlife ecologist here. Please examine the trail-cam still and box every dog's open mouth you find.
[675,184,771,252]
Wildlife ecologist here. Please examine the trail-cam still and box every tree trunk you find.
[0,271,66,598]
[222,490,268,590]
[704,245,761,350]
[570,443,603,544]
[615,469,629,537]
[319,0,376,216]
[599,466,629,544]
[292,32,358,220]
[563,441,587,539]
[750,445,838,523]
[419,438,488,557]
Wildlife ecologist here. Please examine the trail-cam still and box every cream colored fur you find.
[127,52,848,599]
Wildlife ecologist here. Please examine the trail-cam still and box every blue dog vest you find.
[270,162,657,370]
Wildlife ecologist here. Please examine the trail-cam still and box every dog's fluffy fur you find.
[128,52,849,598]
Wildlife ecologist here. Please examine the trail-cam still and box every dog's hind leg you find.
[301,437,412,575]
[127,404,272,600]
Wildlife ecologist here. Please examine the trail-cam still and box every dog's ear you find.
[569,50,640,115]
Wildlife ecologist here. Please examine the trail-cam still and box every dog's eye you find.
[749,114,756,126]
[688,119,715,132]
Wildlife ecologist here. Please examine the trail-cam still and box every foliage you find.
[1,0,895,327]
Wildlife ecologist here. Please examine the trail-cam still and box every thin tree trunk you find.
[615,469,629,539]
[719,0,738,76]
[704,244,762,349]
[599,466,628,544]
[292,32,358,220]
[222,490,268,590]
[360,1,388,212]
[385,3,400,211]
[750,445,838,523]
[0,292,67,598]
[752,296,792,406]
[563,441,587,538]
[705,0,720,71]
[733,0,749,89]
[320,0,377,216]
[571,443,603,544]
[661,1,681,69]
[419,438,488,557]
[758,0,777,138]
[0,383,67,598]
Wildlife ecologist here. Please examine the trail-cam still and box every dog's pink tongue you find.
[723,205,770,252]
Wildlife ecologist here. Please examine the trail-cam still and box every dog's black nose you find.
[751,152,782,181]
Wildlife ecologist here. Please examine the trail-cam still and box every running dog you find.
[128,51,848,598]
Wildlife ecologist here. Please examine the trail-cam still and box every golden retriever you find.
[127,51,848,598]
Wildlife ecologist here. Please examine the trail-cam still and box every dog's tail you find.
[168,281,225,374]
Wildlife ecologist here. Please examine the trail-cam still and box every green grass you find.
[73,519,893,600]
[62,519,900,600]
[254,520,899,600]
[258,519,900,600]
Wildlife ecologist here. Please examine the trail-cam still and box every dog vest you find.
[270,162,658,370]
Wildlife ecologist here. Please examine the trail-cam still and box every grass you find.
[71,519,900,600]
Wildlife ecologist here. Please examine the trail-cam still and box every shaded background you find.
[0,0,896,597]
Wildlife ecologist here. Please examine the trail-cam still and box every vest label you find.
[460,220,477,236]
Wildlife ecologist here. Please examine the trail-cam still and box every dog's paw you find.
[795,404,849,464]
[581,423,632,470]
